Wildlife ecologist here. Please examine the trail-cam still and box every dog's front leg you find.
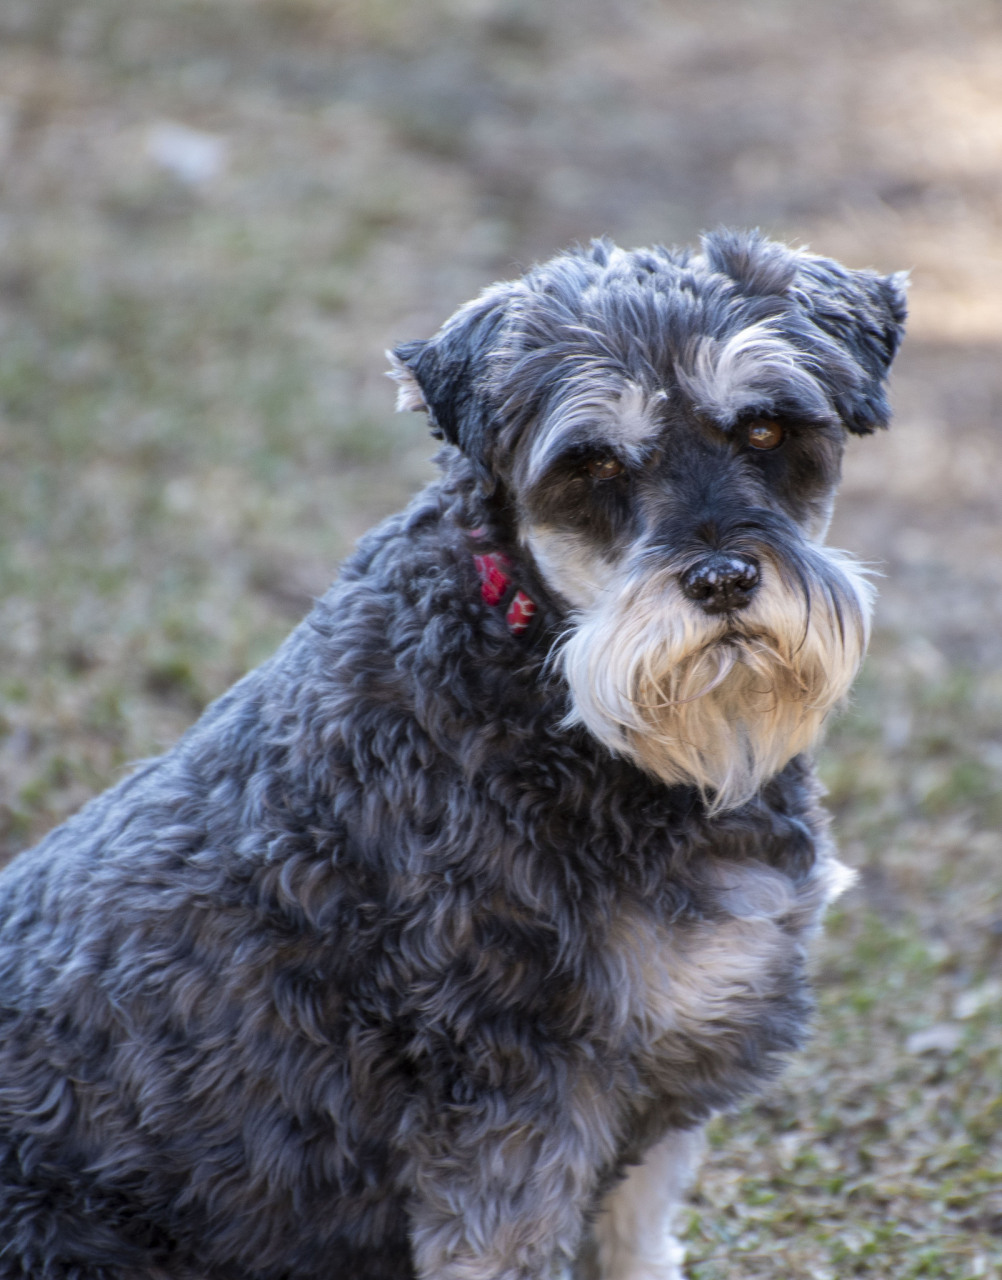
[408,1089,616,1280]
[590,1128,705,1280]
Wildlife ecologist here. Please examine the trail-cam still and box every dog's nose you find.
[680,553,760,613]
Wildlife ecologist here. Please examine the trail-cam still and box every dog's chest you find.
[596,855,850,1069]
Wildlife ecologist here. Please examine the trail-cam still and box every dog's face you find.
[391,232,907,808]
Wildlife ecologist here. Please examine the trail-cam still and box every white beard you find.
[557,548,874,811]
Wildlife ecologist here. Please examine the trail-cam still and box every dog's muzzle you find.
[559,538,874,809]
[679,553,760,614]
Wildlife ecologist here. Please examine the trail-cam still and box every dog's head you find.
[390,232,907,809]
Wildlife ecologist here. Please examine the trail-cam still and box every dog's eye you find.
[747,419,784,451]
[584,457,625,480]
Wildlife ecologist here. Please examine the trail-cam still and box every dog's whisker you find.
[631,643,739,710]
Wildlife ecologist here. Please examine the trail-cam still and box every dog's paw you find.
[600,1239,687,1280]
[603,1263,685,1280]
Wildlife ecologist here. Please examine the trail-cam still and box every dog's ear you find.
[387,284,516,472]
[796,256,909,434]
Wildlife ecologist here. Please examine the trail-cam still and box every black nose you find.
[680,553,760,613]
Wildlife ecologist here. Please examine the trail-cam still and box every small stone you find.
[905,1023,963,1055]
[147,122,228,185]
[954,980,1002,1020]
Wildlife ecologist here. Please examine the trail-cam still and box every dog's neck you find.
[470,529,538,636]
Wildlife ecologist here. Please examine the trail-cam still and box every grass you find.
[1,0,1001,1275]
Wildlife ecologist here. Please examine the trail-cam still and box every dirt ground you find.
[0,0,1001,1275]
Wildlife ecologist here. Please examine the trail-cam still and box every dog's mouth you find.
[630,628,801,710]
[559,552,873,809]
[716,626,765,652]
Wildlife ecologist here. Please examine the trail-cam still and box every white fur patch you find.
[816,853,858,904]
[806,491,837,544]
[593,1128,704,1280]
[677,322,833,425]
[559,547,875,810]
[523,381,667,487]
[614,383,668,446]
[608,896,792,1048]
[523,525,617,610]
[603,852,849,1053]
[385,350,427,413]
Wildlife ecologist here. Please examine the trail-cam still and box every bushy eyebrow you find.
[676,323,840,428]
[520,380,667,486]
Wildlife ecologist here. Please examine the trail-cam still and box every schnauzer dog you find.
[0,231,905,1279]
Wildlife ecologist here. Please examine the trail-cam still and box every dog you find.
[0,230,905,1280]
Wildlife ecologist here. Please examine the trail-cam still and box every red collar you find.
[469,531,538,636]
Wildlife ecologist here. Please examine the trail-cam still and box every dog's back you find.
[0,506,435,1277]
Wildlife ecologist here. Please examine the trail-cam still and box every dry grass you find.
[0,0,1001,1274]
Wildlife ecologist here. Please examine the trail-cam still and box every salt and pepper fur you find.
[0,232,905,1279]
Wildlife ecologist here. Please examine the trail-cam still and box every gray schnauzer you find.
[0,231,905,1280]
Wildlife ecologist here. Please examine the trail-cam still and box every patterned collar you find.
[469,530,538,636]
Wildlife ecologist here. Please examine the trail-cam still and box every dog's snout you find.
[680,553,760,613]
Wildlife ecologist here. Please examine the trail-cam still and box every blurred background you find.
[0,0,1000,1274]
